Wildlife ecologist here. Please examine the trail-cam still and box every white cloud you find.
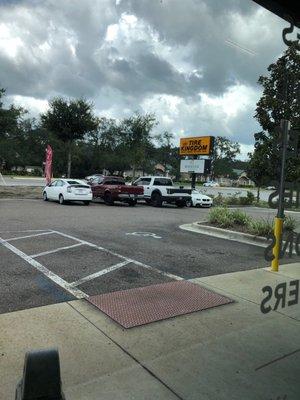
[0,23,24,58]
[0,0,287,159]
[9,95,49,116]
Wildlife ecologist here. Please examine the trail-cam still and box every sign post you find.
[179,136,213,156]
[179,136,214,189]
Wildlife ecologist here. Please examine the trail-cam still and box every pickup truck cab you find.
[90,176,143,206]
[132,176,191,207]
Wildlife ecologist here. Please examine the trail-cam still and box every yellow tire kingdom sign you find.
[179,136,213,156]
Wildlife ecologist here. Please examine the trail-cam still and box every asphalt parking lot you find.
[1,198,299,315]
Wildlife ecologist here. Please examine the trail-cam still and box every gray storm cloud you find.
[0,0,288,152]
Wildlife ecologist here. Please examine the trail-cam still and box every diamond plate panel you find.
[87,281,233,328]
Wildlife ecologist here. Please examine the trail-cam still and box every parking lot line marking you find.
[52,230,183,281]
[0,237,88,299]
[0,229,51,234]
[136,263,184,281]
[69,260,131,287]
[5,231,55,242]
[29,243,84,258]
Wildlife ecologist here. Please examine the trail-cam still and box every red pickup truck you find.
[90,176,143,206]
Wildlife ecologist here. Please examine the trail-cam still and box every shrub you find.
[231,210,251,226]
[213,193,225,206]
[208,207,235,228]
[283,215,296,231]
[247,218,273,237]
[225,194,240,205]
[238,191,255,205]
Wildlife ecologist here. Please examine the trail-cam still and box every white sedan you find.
[186,189,213,208]
[43,179,93,205]
[203,181,219,187]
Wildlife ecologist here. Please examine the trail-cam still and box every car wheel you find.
[195,203,201,208]
[104,192,114,206]
[43,191,48,201]
[83,201,90,206]
[151,192,162,207]
[185,199,192,207]
[59,194,65,205]
[176,200,186,208]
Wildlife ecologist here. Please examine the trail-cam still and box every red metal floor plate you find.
[87,281,233,328]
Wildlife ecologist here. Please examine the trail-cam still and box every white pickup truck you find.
[132,176,191,207]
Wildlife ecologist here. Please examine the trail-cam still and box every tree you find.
[0,87,27,169]
[121,113,157,178]
[247,148,269,202]
[41,98,99,177]
[211,136,240,177]
[154,131,174,173]
[248,42,300,186]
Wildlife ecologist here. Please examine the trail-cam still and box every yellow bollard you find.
[271,217,283,272]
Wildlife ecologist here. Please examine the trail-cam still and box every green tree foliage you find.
[248,42,300,185]
[121,113,157,178]
[211,136,241,177]
[0,88,27,169]
[41,97,99,177]
[154,131,174,173]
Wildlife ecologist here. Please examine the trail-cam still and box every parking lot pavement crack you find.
[67,301,185,400]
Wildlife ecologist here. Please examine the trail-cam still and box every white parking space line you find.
[53,230,183,282]
[69,260,131,287]
[0,229,51,234]
[4,231,55,242]
[1,228,183,301]
[0,237,88,299]
[29,243,84,258]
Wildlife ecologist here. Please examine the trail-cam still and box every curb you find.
[180,222,268,248]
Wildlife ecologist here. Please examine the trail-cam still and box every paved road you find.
[201,186,272,201]
[0,199,299,315]
[0,176,45,186]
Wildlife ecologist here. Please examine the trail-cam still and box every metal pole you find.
[191,155,197,189]
[271,119,290,271]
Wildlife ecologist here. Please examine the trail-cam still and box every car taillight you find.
[67,186,72,193]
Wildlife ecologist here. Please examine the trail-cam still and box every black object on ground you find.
[15,348,65,400]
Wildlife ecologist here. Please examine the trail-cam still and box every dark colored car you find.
[90,176,143,206]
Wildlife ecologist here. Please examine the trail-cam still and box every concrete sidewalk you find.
[1,263,299,400]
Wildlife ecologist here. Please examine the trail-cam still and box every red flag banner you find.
[44,145,53,185]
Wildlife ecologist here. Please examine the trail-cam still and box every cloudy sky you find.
[0,0,289,158]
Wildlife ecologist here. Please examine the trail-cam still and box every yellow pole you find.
[271,217,283,271]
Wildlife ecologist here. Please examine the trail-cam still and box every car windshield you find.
[1,2,299,400]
